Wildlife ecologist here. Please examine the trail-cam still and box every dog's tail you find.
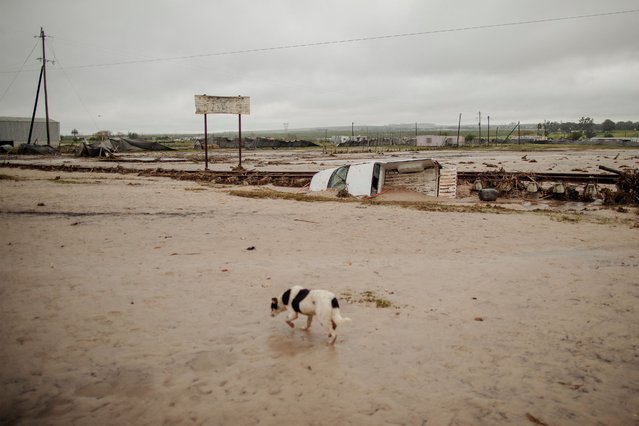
[331,297,351,325]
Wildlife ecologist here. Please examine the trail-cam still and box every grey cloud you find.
[1,0,638,134]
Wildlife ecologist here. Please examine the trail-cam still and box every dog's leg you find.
[285,311,298,328]
[301,314,313,331]
[327,325,337,345]
[318,311,337,344]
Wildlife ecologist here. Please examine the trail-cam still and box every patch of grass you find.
[342,290,393,308]
[551,214,582,223]
[228,188,508,214]
[365,198,508,214]
[48,178,93,185]
[229,188,360,204]
[0,174,18,180]
[228,188,639,228]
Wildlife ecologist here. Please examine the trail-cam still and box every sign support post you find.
[194,95,250,171]
[204,113,209,170]
[238,114,242,169]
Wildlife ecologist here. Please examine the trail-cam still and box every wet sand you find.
[1,151,638,425]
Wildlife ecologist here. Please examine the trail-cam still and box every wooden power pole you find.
[28,27,52,145]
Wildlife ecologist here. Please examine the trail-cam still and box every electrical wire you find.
[50,9,639,70]
[1,8,637,74]
[0,40,39,102]
[49,41,99,132]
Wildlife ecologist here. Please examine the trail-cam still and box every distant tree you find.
[545,121,560,136]
[567,131,582,141]
[578,117,595,138]
[128,132,139,139]
[616,120,635,131]
[559,122,576,136]
[71,128,79,139]
[465,134,475,143]
[602,119,616,133]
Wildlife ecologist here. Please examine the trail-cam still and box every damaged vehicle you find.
[309,158,457,198]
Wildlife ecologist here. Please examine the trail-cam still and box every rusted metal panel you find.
[194,95,250,115]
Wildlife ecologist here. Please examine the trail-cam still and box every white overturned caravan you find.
[309,158,457,198]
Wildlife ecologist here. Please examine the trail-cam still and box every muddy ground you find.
[1,147,638,425]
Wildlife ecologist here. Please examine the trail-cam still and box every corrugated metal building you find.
[0,116,60,147]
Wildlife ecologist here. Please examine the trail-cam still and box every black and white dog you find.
[271,285,351,344]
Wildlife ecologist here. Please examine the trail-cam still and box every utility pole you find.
[456,113,462,147]
[478,111,482,145]
[487,115,490,145]
[518,121,521,144]
[351,122,354,140]
[28,27,53,145]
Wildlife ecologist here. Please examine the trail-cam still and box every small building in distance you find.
[416,135,465,147]
[0,116,60,147]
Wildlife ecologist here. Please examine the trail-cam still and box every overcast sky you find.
[1,0,638,135]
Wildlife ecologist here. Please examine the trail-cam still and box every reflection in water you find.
[266,331,339,359]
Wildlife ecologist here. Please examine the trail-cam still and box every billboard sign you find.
[194,95,250,115]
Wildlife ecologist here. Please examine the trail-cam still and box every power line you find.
[49,41,99,132]
[1,9,638,74]
[0,40,38,102]
[55,9,639,70]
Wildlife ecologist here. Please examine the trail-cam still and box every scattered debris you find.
[16,144,59,155]
[558,381,584,390]
[602,168,639,205]
[525,413,550,426]
[76,138,172,157]
[465,167,638,203]
[294,218,319,224]
[336,188,352,198]
[478,188,498,201]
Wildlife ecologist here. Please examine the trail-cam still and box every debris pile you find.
[602,169,639,205]
[15,144,59,155]
[137,168,310,187]
[76,138,172,157]
[468,167,639,204]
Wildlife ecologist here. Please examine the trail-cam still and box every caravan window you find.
[327,166,350,190]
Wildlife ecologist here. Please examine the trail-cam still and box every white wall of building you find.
[416,135,464,147]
